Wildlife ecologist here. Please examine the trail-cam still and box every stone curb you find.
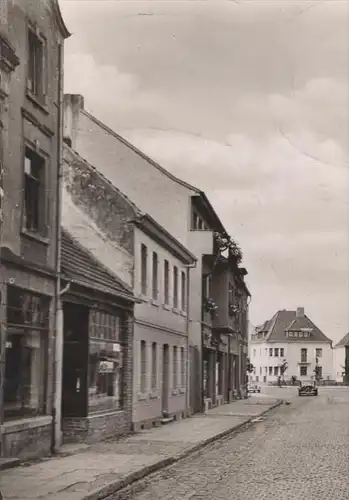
[84,399,283,500]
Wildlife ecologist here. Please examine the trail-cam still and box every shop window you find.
[88,309,123,413]
[4,286,50,420]
[300,366,308,377]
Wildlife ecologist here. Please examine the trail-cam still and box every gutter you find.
[184,261,197,413]
[51,42,64,454]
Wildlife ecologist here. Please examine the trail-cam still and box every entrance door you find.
[162,344,169,413]
[62,303,89,418]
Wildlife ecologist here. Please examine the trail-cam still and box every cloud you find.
[64,52,164,119]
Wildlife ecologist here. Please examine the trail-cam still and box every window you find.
[181,271,186,311]
[259,366,262,375]
[274,366,279,376]
[4,286,50,420]
[265,367,268,374]
[280,348,284,357]
[88,310,123,412]
[268,366,273,376]
[23,147,45,234]
[269,348,273,357]
[316,348,323,358]
[27,27,45,98]
[164,260,170,305]
[152,252,158,300]
[274,348,279,357]
[173,266,178,309]
[180,347,185,387]
[141,244,148,295]
[203,275,212,299]
[140,340,147,393]
[300,366,308,377]
[317,366,323,378]
[301,348,307,363]
[253,349,256,357]
[173,346,178,389]
[151,343,157,391]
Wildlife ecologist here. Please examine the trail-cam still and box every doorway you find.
[62,302,89,418]
[162,344,169,413]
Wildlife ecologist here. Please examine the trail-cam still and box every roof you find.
[335,332,349,348]
[52,0,71,39]
[60,229,137,302]
[252,310,332,343]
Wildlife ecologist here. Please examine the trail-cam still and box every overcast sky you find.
[61,0,349,342]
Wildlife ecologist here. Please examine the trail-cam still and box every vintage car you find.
[298,381,318,396]
[248,383,261,393]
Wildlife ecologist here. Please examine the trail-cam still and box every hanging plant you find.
[213,232,243,264]
[228,303,239,317]
[204,297,218,315]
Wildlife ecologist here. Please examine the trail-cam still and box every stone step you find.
[0,457,20,471]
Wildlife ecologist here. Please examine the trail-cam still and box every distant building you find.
[249,308,333,384]
[333,333,349,383]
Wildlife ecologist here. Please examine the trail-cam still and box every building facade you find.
[132,216,196,429]
[62,141,196,435]
[0,0,69,459]
[62,94,250,413]
[333,333,349,383]
[249,308,333,384]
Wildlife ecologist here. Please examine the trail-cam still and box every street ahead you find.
[112,387,349,500]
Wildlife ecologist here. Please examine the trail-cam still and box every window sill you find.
[21,229,49,245]
[26,90,49,115]
[172,308,180,315]
[2,415,52,434]
[163,304,171,311]
[179,387,186,394]
[171,389,179,396]
[137,392,148,401]
[150,299,160,307]
[149,391,159,399]
[139,294,149,303]
[180,311,187,317]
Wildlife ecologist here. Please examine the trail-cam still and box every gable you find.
[335,332,349,348]
[263,310,332,343]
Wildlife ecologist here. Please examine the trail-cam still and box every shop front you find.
[1,284,54,459]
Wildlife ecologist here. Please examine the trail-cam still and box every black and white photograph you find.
[0,1,348,499]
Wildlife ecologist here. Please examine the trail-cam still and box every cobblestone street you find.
[111,388,349,500]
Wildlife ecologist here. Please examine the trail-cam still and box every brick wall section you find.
[63,145,137,255]
[2,424,51,459]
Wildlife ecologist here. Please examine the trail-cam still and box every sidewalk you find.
[0,396,282,500]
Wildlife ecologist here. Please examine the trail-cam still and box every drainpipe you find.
[184,262,196,414]
[51,42,64,454]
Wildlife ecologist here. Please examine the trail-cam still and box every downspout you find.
[185,262,196,414]
[51,42,64,454]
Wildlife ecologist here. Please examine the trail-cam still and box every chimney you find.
[63,94,84,148]
[296,307,304,318]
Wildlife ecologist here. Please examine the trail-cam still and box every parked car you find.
[248,383,261,393]
[298,381,318,396]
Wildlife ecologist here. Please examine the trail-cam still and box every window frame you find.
[173,266,179,309]
[140,340,147,393]
[181,270,186,312]
[140,244,148,296]
[300,365,308,377]
[152,252,159,301]
[164,260,170,305]
[27,23,47,103]
[173,346,178,389]
[22,144,47,236]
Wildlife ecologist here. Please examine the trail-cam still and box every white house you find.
[249,307,333,384]
[333,333,349,382]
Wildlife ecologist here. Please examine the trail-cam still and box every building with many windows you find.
[63,94,250,414]
[0,0,69,459]
[249,308,333,384]
[62,137,196,436]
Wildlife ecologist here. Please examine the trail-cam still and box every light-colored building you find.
[0,0,69,460]
[249,308,333,384]
[333,333,349,383]
[63,94,250,413]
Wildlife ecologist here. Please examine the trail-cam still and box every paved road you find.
[111,388,349,500]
